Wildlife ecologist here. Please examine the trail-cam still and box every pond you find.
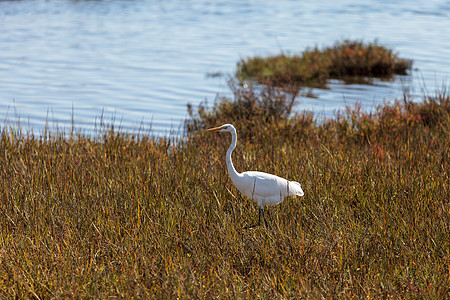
[1,0,449,135]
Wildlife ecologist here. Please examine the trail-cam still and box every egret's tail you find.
[289,181,304,197]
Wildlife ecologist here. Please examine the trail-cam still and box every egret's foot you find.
[243,223,258,229]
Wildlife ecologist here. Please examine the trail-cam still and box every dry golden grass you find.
[1,87,449,298]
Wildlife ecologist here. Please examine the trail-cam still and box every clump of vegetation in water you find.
[1,83,448,298]
[237,40,413,86]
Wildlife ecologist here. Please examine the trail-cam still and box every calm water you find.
[1,0,449,135]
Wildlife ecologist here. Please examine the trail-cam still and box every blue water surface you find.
[1,0,449,135]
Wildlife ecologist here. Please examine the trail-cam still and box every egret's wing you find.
[242,171,287,198]
[242,171,304,197]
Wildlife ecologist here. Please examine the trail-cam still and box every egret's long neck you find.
[226,129,241,182]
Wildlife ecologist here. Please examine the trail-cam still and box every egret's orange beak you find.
[205,126,223,132]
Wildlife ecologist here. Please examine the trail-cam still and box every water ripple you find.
[1,0,449,135]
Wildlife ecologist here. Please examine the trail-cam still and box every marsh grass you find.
[237,40,413,87]
[1,87,449,298]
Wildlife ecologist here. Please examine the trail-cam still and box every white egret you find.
[206,124,304,227]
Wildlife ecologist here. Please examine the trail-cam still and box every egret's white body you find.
[206,124,304,226]
[232,171,304,206]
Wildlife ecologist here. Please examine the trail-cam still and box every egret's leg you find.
[261,207,268,227]
[258,206,262,226]
[244,206,264,229]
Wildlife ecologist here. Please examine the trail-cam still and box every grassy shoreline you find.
[1,85,449,298]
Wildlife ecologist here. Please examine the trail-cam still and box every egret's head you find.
[205,124,235,133]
